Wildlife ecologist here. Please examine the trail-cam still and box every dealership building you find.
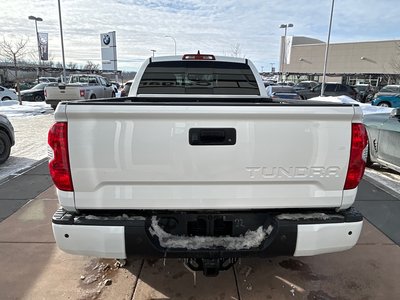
[279,36,400,87]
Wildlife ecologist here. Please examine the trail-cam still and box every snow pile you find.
[0,101,53,117]
[0,100,19,106]
[309,95,394,115]
[149,216,273,250]
[83,214,146,221]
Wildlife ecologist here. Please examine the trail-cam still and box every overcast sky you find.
[1,0,400,72]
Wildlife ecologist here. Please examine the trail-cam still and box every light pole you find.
[58,0,67,83]
[279,23,293,81]
[150,49,156,57]
[28,15,43,82]
[321,0,335,96]
[164,35,176,55]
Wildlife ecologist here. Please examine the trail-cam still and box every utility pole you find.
[321,0,335,96]
[58,0,67,82]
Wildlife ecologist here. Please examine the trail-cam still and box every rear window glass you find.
[324,84,336,92]
[337,84,348,92]
[138,61,259,95]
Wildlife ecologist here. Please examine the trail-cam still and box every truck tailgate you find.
[64,103,357,210]
[46,85,83,100]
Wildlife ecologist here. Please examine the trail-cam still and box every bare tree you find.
[67,62,78,69]
[0,37,30,104]
[230,43,246,58]
[83,60,99,71]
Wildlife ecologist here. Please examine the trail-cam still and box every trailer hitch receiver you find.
[184,258,238,277]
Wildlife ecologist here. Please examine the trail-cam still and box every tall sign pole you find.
[58,0,67,82]
[321,0,335,96]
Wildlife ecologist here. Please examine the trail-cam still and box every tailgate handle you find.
[189,128,236,145]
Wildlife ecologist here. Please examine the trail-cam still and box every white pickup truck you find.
[44,74,115,109]
[49,53,367,276]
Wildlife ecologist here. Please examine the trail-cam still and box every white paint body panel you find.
[56,104,359,210]
[294,221,363,256]
[52,223,126,258]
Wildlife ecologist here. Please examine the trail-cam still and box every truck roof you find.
[150,54,247,64]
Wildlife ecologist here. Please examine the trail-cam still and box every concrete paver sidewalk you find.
[1,186,399,300]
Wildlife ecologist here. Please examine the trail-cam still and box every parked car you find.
[0,86,18,101]
[374,85,400,99]
[293,81,318,91]
[16,82,36,92]
[120,80,133,97]
[276,81,295,86]
[364,108,400,173]
[265,85,301,100]
[0,113,15,164]
[297,83,358,100]
[39,77,58,83]
[263,80,276,87]
[353,84,374,103]
[371,94,400,108]
[20,83,49,102]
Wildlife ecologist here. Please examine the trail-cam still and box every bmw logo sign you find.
[103,34,111,45]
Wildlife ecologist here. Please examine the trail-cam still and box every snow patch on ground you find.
[0,101,53,117]
[0,112,54,182]
[149,216,273,250]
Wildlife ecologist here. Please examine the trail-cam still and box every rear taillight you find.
[344,123,368,190]
[48,122,73,191]
[80,89,85,97]
[44,89,47,97]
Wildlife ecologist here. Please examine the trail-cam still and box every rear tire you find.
[366,145,373,168]
[378,102,391,107]
[2,96,11,101]
[34,95,44,102]
[90,94,96,99]
[0,131,11,165]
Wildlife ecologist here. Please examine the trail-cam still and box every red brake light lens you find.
[344,123,368,190]
[182,51,215,60]
[80,89,85,97]
[48,122,73,191]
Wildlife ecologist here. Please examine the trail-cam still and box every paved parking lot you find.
[0,162,399,299]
